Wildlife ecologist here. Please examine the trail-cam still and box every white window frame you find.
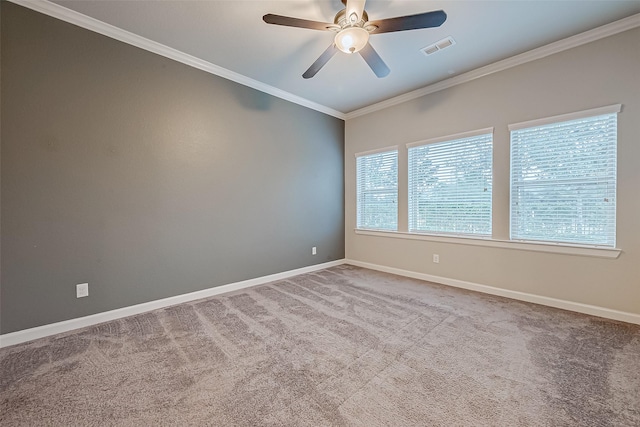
[508,104,620,248]
[355,146,398,231]
[406,128,494,237]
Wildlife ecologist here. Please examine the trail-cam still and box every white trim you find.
[7,0,346,120]
[354,145,399,158]
[406,127,494,149]
[345,14,640,119]
[10,1,639,121]
[0,260,346,348]
[354,229,621,259]
[508,104,622,131]
[345,259,640,325]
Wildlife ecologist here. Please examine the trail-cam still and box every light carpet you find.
[1,265,639,426]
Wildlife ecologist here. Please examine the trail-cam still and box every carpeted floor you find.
[1,265,639,426]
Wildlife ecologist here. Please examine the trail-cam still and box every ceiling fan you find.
[263,0,447,79]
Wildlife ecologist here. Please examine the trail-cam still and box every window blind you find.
[356,149,398,230]
[510,112,617,246]
[408,132,493,236]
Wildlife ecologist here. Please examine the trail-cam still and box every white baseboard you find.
[4,258,636,348]
[345,259,640,325]
[0,260,346,348]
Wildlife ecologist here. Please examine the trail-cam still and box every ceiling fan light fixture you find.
[334,27,369,53]
[264,2,447,78]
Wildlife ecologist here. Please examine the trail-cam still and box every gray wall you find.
[0,2,345,334]
[346,27,640,316]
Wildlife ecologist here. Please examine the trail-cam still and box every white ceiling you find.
[48,0,640,115]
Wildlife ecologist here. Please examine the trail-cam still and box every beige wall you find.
[345,28,640,316]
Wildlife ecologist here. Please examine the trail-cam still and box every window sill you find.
[354,229,621,259]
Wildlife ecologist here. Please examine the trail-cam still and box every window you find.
[356,148,398,230]
[510,105,620,247]
[407,129,493,236]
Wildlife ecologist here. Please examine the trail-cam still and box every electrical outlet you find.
[312,247,317,255]
[76,283,89,298]
[433,254,440,264]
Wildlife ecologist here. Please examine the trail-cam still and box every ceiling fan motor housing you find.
[333,9,372,54]
[263,1,447,78]
[333,9,369,28]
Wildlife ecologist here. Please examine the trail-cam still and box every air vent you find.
[423,45,439,55]
[421,36,456,57]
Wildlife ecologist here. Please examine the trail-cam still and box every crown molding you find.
[7,0,347,120]
[7,1,640,122]
[344,12,640,120]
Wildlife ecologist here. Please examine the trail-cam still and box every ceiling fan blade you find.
[359,43,390,78]
[367,10,447,34]
[303,44,339,79]
[263,14,334,31]
[345,0,366,23]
